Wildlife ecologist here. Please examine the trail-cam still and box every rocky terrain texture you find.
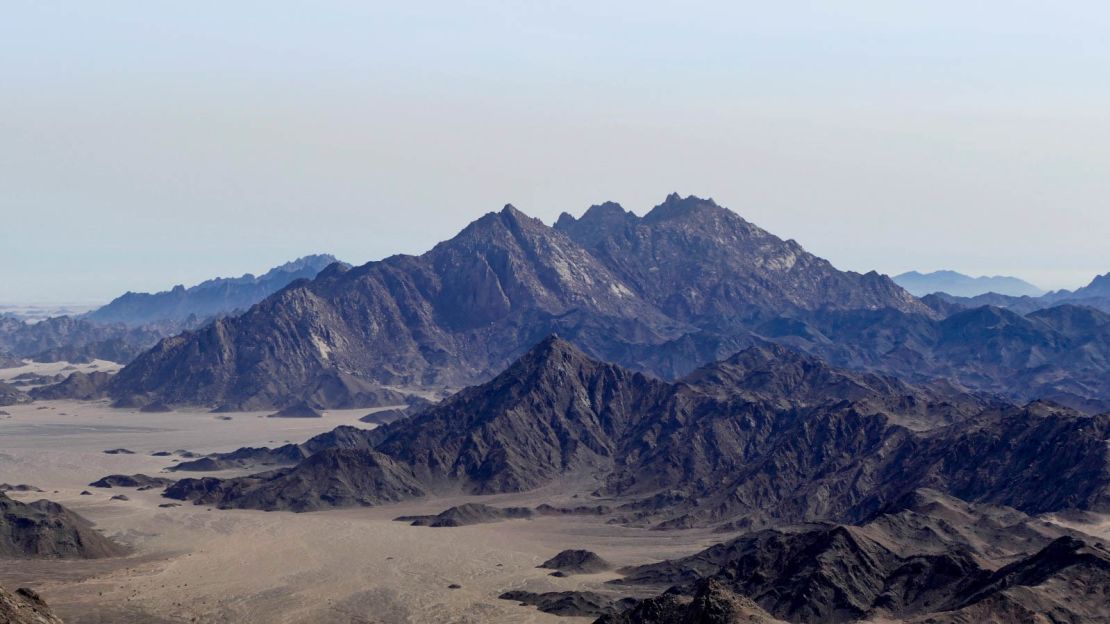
[0,351,23,369]
[88,474,175,489]
[0,586,64,624]
[0,380,31,406]
[267,401,323,418]
[0,484,43,493]
[500,590,638,618]
[539,549,612,575]
[0,491,124,558]
[601,500,1110,623]
[28,371,113,401]
[0,314,199,365]
[85,254,339,326]
[596,579,785,624]
[161,338,1110,535]
[167,424,388,472]
[396,503,534,527]
[164,448,426,512]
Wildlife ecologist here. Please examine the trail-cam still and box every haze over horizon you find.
[5,1,1110,302]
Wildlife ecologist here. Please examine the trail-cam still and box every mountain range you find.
[0,255,339,367]
[892,270,1044,297]
[83,254,339,326]
[29,193,1110,623]
[103,195,926,410]
[601,491,1110,623]
[163,337,1110,528]
[931,271,1110,316]
[103,195,1110,414]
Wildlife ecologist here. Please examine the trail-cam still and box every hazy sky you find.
[4,2,1110,303]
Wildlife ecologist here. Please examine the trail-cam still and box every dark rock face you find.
[168,425,380,472]
[596,579,783,624]
[138,400,173,413]
[102,448,134,455]
[161,338,1110,532]
[267,401,322,418]
[29,371,113,401]
[358,400,432,425]
[0,484,43,493]
[85,254,340,326]
[396,503,533,527]
[539,550,612,575]
[371,336,669,495]
[164,448,425,512]
[88,474,175,489]
[0,492,124,558]
[0,381,31,406]
[606,528,1110,624]
[109,196,929,410]
[500,590,637,618]
[0,586,64,624]
[358,408,407,425]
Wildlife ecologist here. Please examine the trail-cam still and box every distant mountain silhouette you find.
[930,271,1110,316]
[85,254,340,325]
[0,255,340,366]
[893,270,1043,297]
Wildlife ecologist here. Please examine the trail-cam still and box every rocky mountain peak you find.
[642,193,728,224]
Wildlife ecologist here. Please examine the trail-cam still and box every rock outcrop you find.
[29,371,113,401]
[0,381,31,406]
[539,549,612,575]
[0,586,64,624]
[396,503,534,527]
[0,491,124,558]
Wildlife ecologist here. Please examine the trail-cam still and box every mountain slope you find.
[605,518,1110,624]
[0,586,64,624]
[755,304,1110,413]
[0,491,124,558]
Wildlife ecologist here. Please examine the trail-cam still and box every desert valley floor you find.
[0,362,736,624]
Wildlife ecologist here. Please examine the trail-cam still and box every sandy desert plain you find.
[0,361,737,624]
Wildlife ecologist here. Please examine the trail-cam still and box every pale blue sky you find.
[4,1,1110,302]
